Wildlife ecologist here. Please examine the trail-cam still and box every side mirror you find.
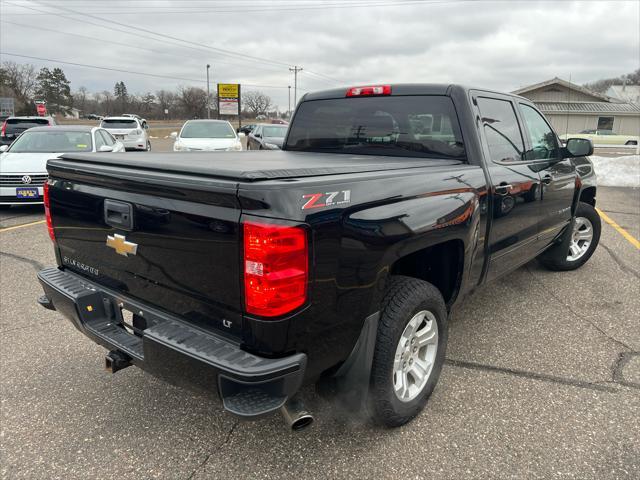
[0,145,9,153]
[238,132,246,138]
[143,123,149,129]
[170,132,178,139]
[98,145,114,152]
[564,138,593,158]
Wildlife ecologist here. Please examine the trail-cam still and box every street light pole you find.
[206,64,211,119]
[288,85,291,117]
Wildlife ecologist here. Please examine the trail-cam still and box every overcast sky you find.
[1,0,638,110]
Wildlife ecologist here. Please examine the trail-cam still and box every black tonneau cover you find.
[57,151,461,182]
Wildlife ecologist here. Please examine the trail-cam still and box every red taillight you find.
[346,85,391,97]
[43,181,55,242]
[1,121,6,137]
[243,221,308,317]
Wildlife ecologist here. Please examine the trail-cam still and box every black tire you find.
[538,201,601,271]
[146,141,151,151]
[369,275,448,427]
[625,140,637,146]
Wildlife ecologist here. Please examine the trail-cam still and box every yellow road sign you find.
[218,83,239,98]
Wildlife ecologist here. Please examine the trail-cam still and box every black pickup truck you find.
[37,84,600,429]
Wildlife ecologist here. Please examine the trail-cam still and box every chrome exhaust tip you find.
[280,397,314,431]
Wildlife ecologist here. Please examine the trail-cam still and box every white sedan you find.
[172,120,244,151]
[0,125,123,207]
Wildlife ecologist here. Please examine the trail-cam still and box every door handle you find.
[495,184,512,195]
[104,199,134,230]
[541,175,552,185]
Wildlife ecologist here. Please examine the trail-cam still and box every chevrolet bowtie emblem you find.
[106,234,138,257]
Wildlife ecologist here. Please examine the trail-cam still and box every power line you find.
[0,52,290,90]
[29,0,294,68]
[0,19,285,74]
[2,0,463,15]
[4,0,291,72]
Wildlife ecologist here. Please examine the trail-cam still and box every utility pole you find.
[206,64,211,119]
[289,66,302,106]
[288,85,291,117]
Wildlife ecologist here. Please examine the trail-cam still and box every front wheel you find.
[538,201,601,271]
[369,275,448,427]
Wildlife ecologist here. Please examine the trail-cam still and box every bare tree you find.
[0,61,38,109]
[178,86,207,118]
[101,90,114,115]
[242,91,272,117]
[74,86,88,115]
[156,89,178,118]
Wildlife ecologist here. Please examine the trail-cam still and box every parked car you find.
[85,114,103,120]
[101,116,150,151]
[246,124,288,150]
[122,113,147,128]
[270,119,288,125]
[238,124,256,136]
[560,129,639,146]
[37,84,599,430]
[1,116,57,147]
[171,119,243,151]
[0,125,123,207]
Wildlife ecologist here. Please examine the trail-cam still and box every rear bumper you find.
[37,267,306,418]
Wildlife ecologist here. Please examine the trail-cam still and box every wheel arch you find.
[580,186,596,207]
[388,239,465,308]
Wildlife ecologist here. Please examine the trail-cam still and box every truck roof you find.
[301,83,530,102]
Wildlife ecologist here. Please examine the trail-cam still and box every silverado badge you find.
[106,234,138,257]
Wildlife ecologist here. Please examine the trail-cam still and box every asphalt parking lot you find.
[1,180,639,478]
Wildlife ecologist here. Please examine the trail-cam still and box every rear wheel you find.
[369,276,448,427]
[538,201,601,271]
[146,141,151,151]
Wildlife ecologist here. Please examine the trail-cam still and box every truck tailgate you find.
[46,157,243,339]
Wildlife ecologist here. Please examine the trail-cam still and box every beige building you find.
[512,77,640,136]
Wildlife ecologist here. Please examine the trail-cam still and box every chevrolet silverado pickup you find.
[37,84,600,429]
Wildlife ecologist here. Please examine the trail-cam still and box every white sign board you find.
[219,98,239,116]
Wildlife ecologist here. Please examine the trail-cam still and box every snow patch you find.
[590,155,640,188]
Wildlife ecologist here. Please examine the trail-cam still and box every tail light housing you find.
[243,221,308,317]
[43,181,55,242]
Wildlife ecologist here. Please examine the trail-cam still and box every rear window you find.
[5,118,50,131]
[8,131,92,153]
[180,121,236,138]
[285,95,465,159]
[101,119,137,129]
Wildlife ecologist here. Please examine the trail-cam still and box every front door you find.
[475,95,543,281]
[517,102,577,247]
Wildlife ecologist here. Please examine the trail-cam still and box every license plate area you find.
[16,187,39,199]
[115,134,125,140]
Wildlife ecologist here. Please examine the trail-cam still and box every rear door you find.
[517,102,576,246]
[474,94,543,281]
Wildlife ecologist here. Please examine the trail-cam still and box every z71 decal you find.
[302,190,351,210]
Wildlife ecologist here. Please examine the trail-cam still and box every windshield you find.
[285,95,465,159]
[101,119,137,129]
[8,131,92,153]
[262,126,288,138]
[180,121,236,139]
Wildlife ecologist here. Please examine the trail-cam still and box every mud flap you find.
[331,311,379,412]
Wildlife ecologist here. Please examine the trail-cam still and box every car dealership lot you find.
[1,187,638,479]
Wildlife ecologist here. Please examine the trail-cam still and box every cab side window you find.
[519,104,559,160]
[477,97,525,163]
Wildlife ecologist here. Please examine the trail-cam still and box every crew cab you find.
[37,84,600,430]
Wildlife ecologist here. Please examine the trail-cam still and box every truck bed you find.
[58,151,462,182]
